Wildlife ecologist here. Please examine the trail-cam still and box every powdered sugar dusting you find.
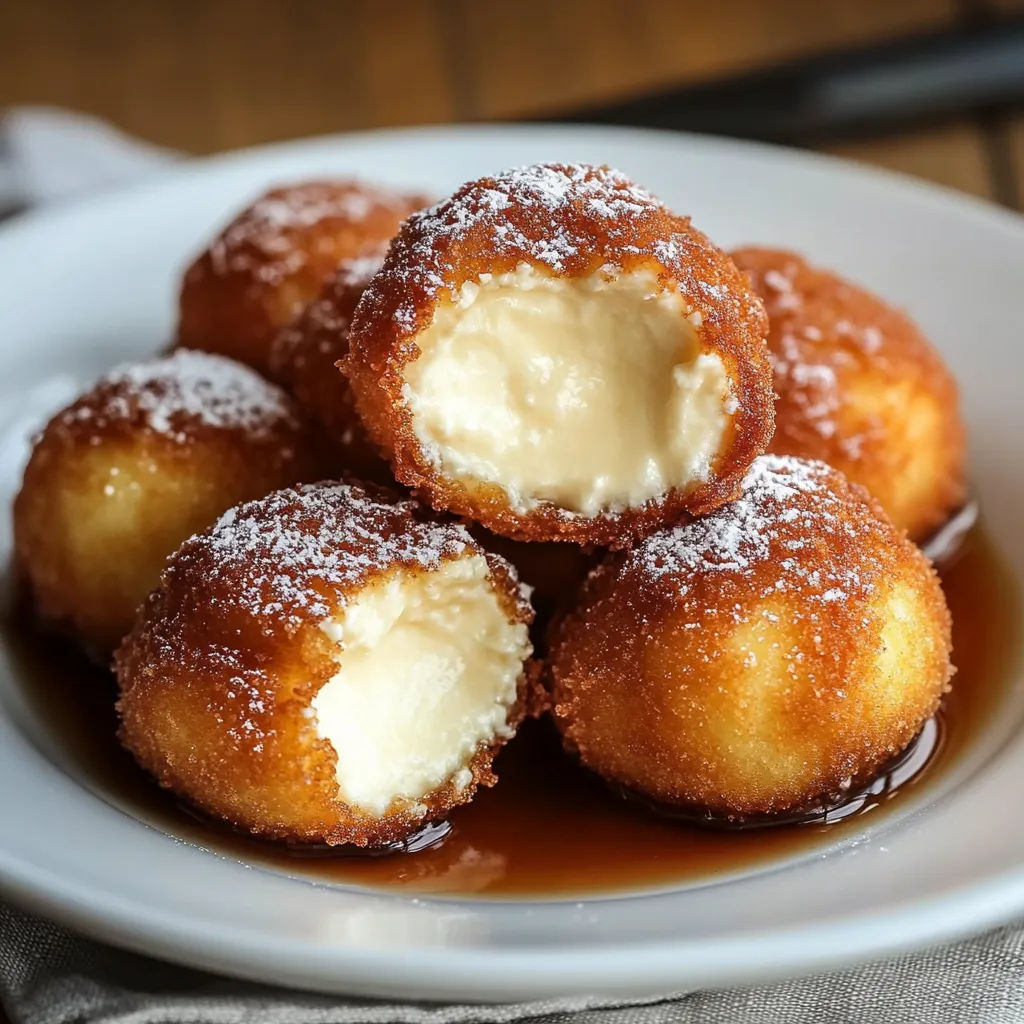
[763,262,880,460]
[60,350,297,443]
[770,331,847,445]
[179,482,473,626]
[371,163,666,331]
[762,268,802,312]
[270,253,385,377]
[636,455,880,607]
[197,181,422,291]
[734,249,916,464]
[336,250,387,290]
[209,182,405,278]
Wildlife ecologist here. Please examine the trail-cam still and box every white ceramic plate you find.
[1,124,1023,1003]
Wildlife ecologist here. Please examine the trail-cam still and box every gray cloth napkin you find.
[2,107,1021,1023]
[4,905,1024,1024]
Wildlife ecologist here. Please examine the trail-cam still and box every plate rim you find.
[5,833,1024,1001]
[5,121,1024,248]
[1,121,1023,1001]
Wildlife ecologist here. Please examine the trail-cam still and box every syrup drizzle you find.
[3,512,1019,898]
[610,715,942,831]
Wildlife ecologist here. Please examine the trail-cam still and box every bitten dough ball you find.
[347,163,774,547]
[177,181,425,377]
[548,455,954,819]
[732,247,966,541]
[14,350,322,658]
[268,250,390,482]
[116,483,535,848]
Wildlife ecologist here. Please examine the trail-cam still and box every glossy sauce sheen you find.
[6,526,1020,898]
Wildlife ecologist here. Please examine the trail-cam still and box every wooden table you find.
[0,2,1021,1019]
[1,0,1022,207]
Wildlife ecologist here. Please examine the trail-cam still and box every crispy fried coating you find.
[116,482,535,848]
[177,181,425,377]
[347,163,774,547]
[548,455,954,819]
[13,351,322,659]
[733,247,966,541]
[268,250,391,482]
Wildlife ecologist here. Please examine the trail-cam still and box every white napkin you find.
[0,106,177,216]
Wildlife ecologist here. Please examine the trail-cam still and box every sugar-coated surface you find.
[756,260,887,460]
[551,453,954,817]
[267,253,391,478]
[60,350,297,443]
[639,454,876,608]
[115,479,533,848]
[209,183,410,285]
[336,250,389,289]
[270,253,385,378]
[347,162,775,545]
[186,482,473,626]
[369,164,667,331]
[732,246,965,540]
[15,350,317,658]
[177,182,426,377]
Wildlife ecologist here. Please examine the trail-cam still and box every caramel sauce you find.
[4,524,1019,898]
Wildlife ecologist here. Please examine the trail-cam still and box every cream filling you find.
[402,264,735,516]
[311,555,530,816]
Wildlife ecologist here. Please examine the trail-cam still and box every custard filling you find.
[403,264,735,516]
[312,555,530,815]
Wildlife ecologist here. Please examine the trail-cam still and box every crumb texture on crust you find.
[184,482,475,628]
[548,455,954,817]
[270,251,386,388]
[12,352,319,657]
[177,180,425,375]
[61,349,299,441]
[204,184,410,283]
[347,162,774,546]
[116,482,534,847]
[635,456,880,601]
[268,252,390,481]
[732,247,966,540]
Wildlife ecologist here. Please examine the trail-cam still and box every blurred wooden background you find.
[1,0,1023,207]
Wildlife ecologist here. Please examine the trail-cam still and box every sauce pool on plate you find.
[4,521,1019,898]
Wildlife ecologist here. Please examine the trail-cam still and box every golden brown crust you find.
[547,455,954,818]
[732,247,966,540]
[177,181,426,377]
[267,252,392,483]
[115,481,534,848]
[13,351,323,657]
[346,163,774,547]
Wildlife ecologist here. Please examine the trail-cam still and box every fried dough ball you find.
[549,455,953,819]
[268,250,390,482]
[347,163,774,547]
[13,350,321,658]
[116,482,535,848]
[732,247,966,541]
[177,181,425,377]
